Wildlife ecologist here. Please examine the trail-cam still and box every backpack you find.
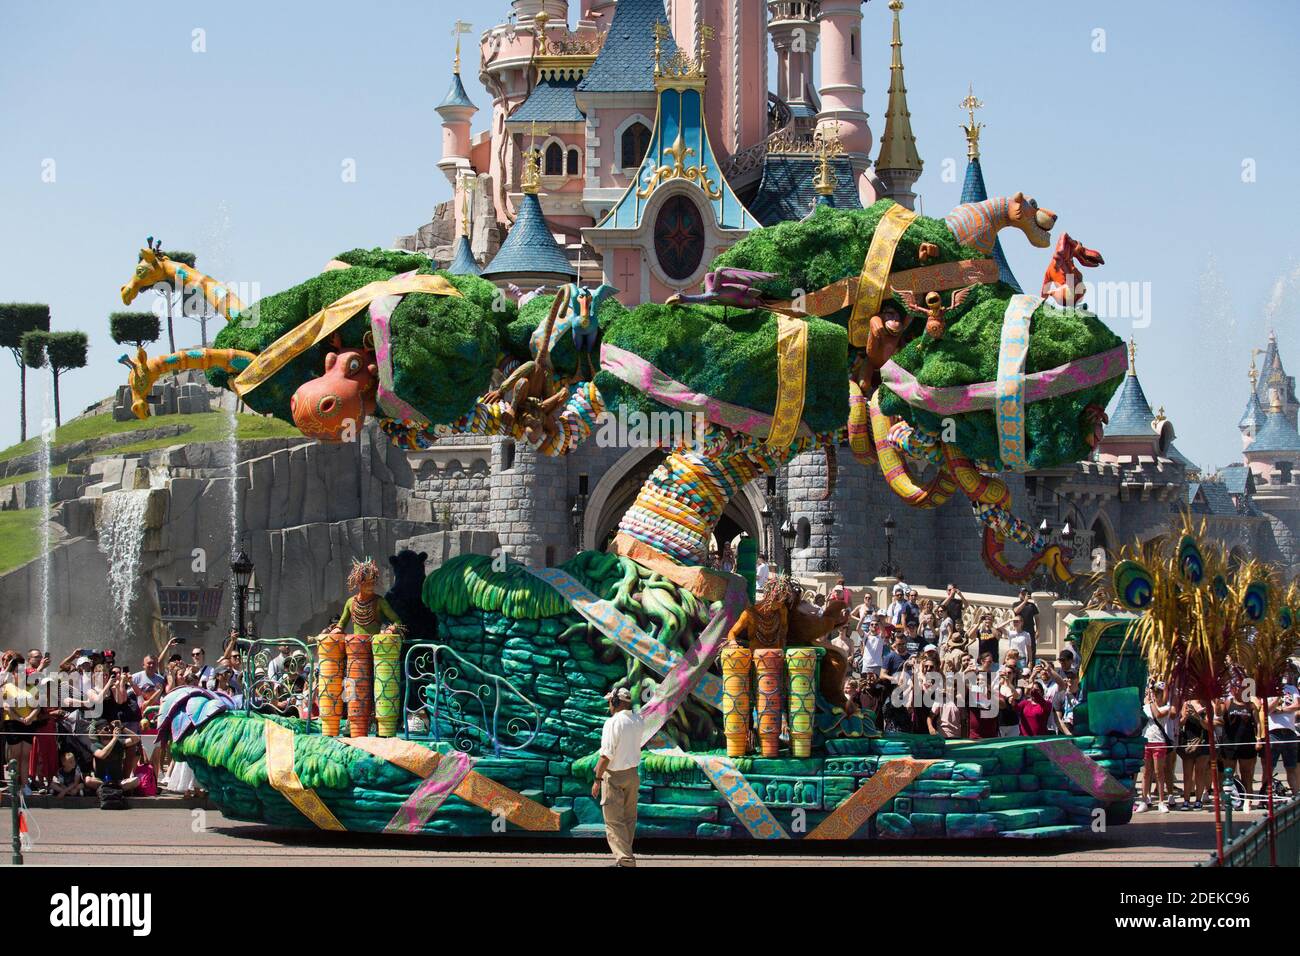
[135,762,158,797]
[98,782,127,810]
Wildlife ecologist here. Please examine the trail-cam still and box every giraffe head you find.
[121,242,171,305]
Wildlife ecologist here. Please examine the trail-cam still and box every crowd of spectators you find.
[0,632,254,803]
[1134,661,1299,813]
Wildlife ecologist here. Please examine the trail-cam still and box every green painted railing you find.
[1202,770,1300,867]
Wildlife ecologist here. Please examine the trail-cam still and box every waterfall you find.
[37,383,54,652]
[97,489,153,637]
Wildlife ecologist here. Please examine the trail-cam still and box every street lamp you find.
[880,514,897,577]
[231,549,254,646]
[779,518,796,577]
[246,584,263,639]
[818,513,837,573]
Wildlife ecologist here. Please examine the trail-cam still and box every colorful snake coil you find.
[617,428,805,567]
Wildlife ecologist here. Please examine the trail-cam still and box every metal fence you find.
[1201,769,1300,867]
[238,637,318,734]
[402,643,540,756]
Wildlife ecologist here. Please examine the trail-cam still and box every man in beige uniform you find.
[591,687,644,867]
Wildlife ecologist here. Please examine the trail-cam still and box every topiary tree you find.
[109,310,161,351]
[22,330,88,428]
[0,302,51,443]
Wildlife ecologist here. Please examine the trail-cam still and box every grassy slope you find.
[0,411,302,574]
[0,509,46,574]
[0,411,302,468]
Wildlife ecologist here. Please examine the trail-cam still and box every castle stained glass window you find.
[654,195,705,281]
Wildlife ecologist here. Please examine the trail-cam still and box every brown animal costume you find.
[787,598,853,711]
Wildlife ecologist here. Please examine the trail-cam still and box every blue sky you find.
[1,0,1296,469]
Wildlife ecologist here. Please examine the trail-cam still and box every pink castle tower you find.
[667,0,769,165]
[816,0,875,204]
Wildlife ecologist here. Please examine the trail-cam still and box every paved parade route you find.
[8,806,1226,867]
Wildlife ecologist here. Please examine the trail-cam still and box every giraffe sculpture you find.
[119,238,247,321]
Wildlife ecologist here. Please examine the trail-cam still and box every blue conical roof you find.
[960,157,1021,293]
[437,71,477,114]
[1238,388,1265,431]
[1104,370,1156,438]
[446,235,481,277]
[481,192,576,281]
[1250,407,1300,454]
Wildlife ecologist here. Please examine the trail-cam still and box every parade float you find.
[122,7,1148,842]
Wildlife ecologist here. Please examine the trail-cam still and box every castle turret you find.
[1239,356,1266,447]
[816,0,873,199]
[481,145,578,289]
[514,0,569,26]
[769,2,821,127]
[435,33,479,185]
[956,85,1020,291]
[873,0,922,209]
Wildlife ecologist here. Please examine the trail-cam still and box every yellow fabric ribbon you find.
[233,273,461,397]
[263,720,346,830]
[767,315,808,449]
[847,203,918,348]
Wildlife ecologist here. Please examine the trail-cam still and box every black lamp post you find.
[880,514,897,577]
[245,584,263,639]
[818,513,837,573]
[231,549,254,645]
[779,518,796,577]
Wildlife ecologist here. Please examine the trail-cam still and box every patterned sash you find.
[806,758,935,840]
[263,720,346,830]
[370,271,430,426]
[848,203,918,348]
[524,566,731,718]
[1032,739,1131,801]
[767,315,808,449]
[994,294,1041,471]
[652,746,790,840]
[234,273,460,396]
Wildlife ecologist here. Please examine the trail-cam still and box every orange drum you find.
[344,634,374,738]
[753,648,785,758]
[316,632,345,737]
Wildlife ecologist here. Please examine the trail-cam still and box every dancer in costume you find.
[332,558,403,738]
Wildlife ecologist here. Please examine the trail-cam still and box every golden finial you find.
[520,121,549,195]
[1128,337,1137,376]
[534,0,550,35]
[1249,347,1263,389]
[1153,405,1167,427]
[653,22,669,77]
[697,23,716,75]
[458,173,479,237]
[813,123,841,196]
[959,83,984,161]
[452,20,473,75]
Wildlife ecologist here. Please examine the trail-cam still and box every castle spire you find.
[874,0,923,209]
[959,83,983,161]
